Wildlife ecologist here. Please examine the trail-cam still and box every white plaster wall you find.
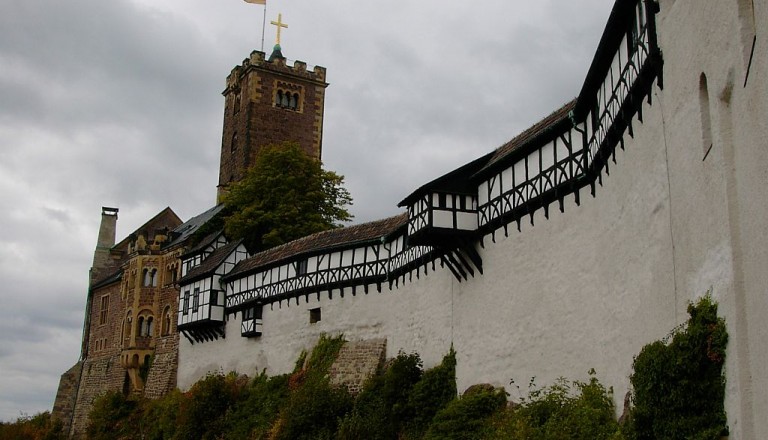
[180,94,675,407]
[656,0,768,438]
[178,271,456,389]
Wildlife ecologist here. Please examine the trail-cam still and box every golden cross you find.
[270,13,288,45]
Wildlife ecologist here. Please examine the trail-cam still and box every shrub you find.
[0,412,66,440]
[86,391,139,440]
[139,388,182,440]
[222,372,289,440]
[338,351,423,440]
[174,371,245,440]
[271,334,352,440]
[488,373,619,440]
[424,386,507,440]
[403,347,457,439]
[626,294,728,440]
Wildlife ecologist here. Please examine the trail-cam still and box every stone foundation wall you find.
[144,335,179,400]
[70,355,127,438]
[329,339,387,394]
[51,362,82,435]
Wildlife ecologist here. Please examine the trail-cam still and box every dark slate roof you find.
[180,231,223,259]
[178,239,244,285]
[398,152,494,207]
[166,204,225,248]
[474,99,576,179]
[113,207,182,252]
[224,213,408,280]
[90,269,123,291]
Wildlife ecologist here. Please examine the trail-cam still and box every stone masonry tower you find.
[90,207,118,285]
[217,44,328,202]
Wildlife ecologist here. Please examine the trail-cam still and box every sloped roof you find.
[113,207,182,252]
[398,152,494,207]
[90,268,123,291]
[474,99,576,179]
[224,213,408,280]
[166,204,225,248]
[178,239,243,285]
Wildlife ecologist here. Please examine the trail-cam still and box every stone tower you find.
[90,207,118,285]
[217,45,329,202]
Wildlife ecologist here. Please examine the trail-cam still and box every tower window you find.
[274,83,303,111]
[231,132,238,153]
[99,295,109,326]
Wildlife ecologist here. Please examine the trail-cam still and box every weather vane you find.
[270,13,288,46]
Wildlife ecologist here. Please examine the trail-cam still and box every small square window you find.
[309,308,321,324]
[296,259,308,276]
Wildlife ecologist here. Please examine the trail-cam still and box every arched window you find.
[146,317,154,337]
[161,306,172,336]
[137,316,145,337]
[151,269,158,287]
[231,132,238,153]
[124,311,133,342]
[699,73,713,159]
[142,269,150,286]
[276,90,284,107]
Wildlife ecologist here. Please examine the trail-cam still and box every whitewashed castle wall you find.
[179,1,768,439]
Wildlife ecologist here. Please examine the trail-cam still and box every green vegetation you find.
[223,142,353,251]
[624,294,728,440]
[78,296,727,439]
[488,373,620,440]
[0,412,65,440]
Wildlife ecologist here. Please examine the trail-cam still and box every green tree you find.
[223,142,353,251]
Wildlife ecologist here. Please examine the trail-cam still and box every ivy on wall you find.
[625,294,728,440]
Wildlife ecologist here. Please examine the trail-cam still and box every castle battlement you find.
[225,50,327,94]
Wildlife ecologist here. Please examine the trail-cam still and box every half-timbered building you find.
[177,1,768,438]
[56,0,768,438]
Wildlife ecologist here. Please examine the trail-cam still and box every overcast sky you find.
[0,0,614,421]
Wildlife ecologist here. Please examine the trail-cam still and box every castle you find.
[54,0,768,438]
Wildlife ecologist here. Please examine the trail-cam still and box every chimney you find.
[90,207,118,285]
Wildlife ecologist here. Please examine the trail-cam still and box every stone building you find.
[56,0,768,439]
[217,44,328,202]
[53,40,328,437]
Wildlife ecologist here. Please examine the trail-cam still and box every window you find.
[296,259,308,276]
[275,84,302,111]
[99,295,109,326]
[210,290,219,306]
[151,269,158,287]
[231,132,238,153]
[309,307,321,324]
[234,93,241,114]
[244,306,262,321]
[146,317,154,337]
[192,288,200,311]
[161,306,171,336]
[183,291,190,315]
[699,73,713,159]
[142,268,150,286]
